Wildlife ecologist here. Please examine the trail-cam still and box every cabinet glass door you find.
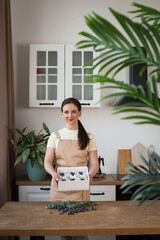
[65,45,100,107]
[72,51,93,101]
[30,44,64,107]
[36,51,58,101]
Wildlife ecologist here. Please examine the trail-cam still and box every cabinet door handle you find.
[39,103,54,105]
[40,187,50,191]
[90,192,105,195]
[80,103,90,105]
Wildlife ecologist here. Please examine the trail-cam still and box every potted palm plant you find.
[76,2,160,210]
[11,122,50,181]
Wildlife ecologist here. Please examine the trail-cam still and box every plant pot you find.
[25,159,47,181]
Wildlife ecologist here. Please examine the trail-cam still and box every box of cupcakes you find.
[57,166,89,191]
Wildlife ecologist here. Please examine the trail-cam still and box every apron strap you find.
[55,131,61,139]
[88,132,91,139]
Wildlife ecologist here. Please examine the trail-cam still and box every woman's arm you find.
[88,150,99,184]
[44,147,58,187]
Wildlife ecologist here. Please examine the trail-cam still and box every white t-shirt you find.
[47,127,97,152]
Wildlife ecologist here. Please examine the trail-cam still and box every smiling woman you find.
[61,102,82,130]
[44,97,99,200]
[44,97,99,240]
[61,98,90,149]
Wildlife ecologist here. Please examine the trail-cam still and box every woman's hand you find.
[44,147,59,187]
[51,171,58,188]
[89,174,93,185]
[88,150,99,185]
[44,148,58,187]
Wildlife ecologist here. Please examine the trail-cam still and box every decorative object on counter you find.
[94,173,106,178]
[57,166,89,191]
[94,156,106,178]
[148,145,155,154]
[11,122,51,181]
[118,149,131,175]
[97,156,104,174]
[131,142,149,168]
[76,2,160,210]
[118,145,149,175]
[25,159,47,181]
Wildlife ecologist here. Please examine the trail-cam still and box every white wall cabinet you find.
[29,44,64,107]
[65,44,100,107]
[29,44,100,108]
[18,185,115,240]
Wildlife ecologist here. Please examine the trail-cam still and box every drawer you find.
[19,185,116,202]
[90,185,115,201]
[18,185,50,201]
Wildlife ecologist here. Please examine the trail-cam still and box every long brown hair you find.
[61,98,90,150]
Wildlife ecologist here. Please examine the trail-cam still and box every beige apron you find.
[50,131,90,202]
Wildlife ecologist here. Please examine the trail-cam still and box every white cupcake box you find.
[57,166,89,191]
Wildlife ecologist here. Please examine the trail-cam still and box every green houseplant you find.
[76,2,160,210]
[11,122,51,181]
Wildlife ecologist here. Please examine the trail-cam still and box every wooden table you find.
[0,201,160,237]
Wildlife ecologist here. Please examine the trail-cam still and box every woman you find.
[44,97,99,202]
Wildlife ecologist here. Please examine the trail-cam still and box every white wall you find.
[11,0,160,176]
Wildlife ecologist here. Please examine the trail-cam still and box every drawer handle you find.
[90,192,105,195]
[40,187,50,191]
[39,103,54,105]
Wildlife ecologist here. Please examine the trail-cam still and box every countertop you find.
[0,201,160,236]
[15,174,126,186]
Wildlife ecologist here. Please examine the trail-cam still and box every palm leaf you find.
[152,152,160,166]
[121,152,160,211]
[130,2,160,29]
[142,196,160,213]
[122,116,160,125]
[76,2,160,210]
[113,108,160,120]
[77,7,160,78]
[87,74,160,125]
[152,75,160,110]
